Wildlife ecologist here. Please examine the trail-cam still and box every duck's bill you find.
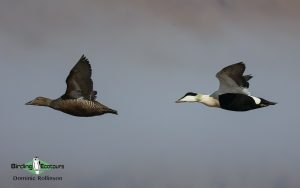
[25,100,33,105]
[175,99,183,103]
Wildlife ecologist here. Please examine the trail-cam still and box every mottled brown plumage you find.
[26,55,118,117]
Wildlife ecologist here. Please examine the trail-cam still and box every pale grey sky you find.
[1,0,300,187]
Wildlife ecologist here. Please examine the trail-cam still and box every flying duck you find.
[176,62,276,111]
[26,55,118,116]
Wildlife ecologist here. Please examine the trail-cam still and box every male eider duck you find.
[176,62,276,111]
[26,55,118,117]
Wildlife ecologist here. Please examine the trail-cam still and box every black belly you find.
[219,93,261,111]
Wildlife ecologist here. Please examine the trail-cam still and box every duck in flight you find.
[176,62,276,111]
[26,55,118,117]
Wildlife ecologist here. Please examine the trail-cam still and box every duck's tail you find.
[108,109,118,115]
[243,74,253,81]
[260,98,277,107]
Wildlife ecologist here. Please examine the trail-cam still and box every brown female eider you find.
[26,55,118,117]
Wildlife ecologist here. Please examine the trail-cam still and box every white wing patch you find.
[250,96,261,105]
[217,75,250,95]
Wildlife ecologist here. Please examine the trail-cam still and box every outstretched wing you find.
[62,55,97,100]
[216,62,251,95]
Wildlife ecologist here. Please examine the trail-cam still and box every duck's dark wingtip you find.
[80,54,88,60]
[235,61,244,66]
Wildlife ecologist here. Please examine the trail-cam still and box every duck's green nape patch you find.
[195,93,203,102]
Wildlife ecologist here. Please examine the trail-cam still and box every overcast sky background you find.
[1,0,300,187]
